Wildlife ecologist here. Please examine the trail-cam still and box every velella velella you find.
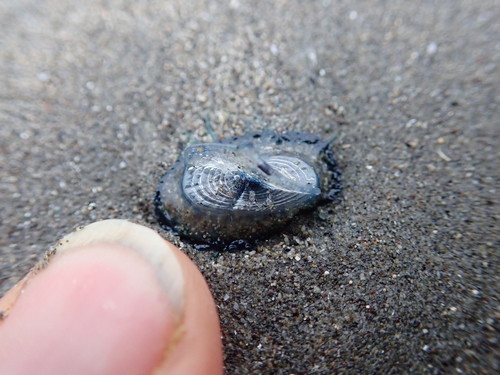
[154,131,342,248]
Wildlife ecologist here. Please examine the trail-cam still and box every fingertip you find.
[0,220,223,375]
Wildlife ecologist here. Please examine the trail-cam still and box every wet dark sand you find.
[1,1,498,373]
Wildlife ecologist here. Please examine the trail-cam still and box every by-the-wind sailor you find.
[155,131,342,247]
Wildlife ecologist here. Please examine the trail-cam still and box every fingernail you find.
[51,219,185,314]
[1,219,185,319]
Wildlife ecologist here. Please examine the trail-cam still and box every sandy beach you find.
[1,1,498,373]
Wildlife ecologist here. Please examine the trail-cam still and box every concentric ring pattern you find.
[182,152,319,213]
